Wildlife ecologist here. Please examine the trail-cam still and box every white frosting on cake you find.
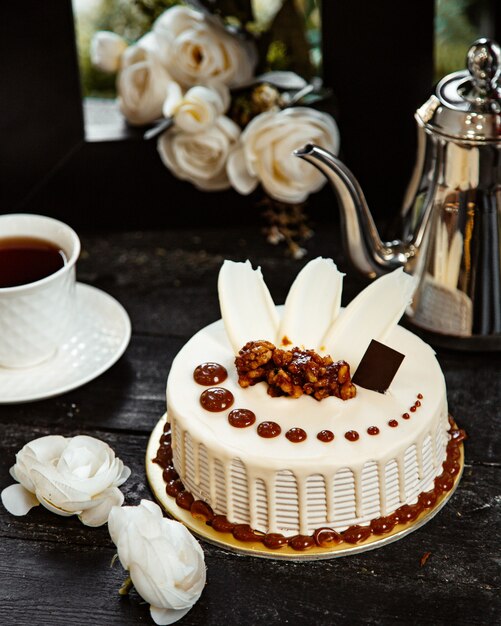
[166,260,449,536]
[167,317,449,536]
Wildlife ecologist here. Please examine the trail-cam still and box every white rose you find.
[153,6,256,88]
[117,57,172,126]
[108,500,206,625]
[120,32,159,68]
[227,107,340,204]
[157,115,240,190]
[90,31,128,73]
[163,82,230,133]
[1,435,130,527]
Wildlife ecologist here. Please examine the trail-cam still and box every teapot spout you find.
[294,143,411,277]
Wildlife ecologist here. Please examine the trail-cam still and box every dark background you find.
[0,0,500,233]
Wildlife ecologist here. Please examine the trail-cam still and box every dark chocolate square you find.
[352,339,405,393]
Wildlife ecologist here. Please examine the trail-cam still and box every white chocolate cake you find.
[161,259,459,549]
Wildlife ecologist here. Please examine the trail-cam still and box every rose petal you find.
[227,145,258,195]
[215,116,240,142]
[78,487,124,527]
[90,31,128,73]
[130,547,196,610]
[253,71,308,90]
[218,260,279,353]
[117,464,132,486]
[322,268,417,369]
[1,484,39,516]
[109,501,164,566]
[30,466,91,506]
[118,61,171,126]
[163,81,184,118]
[122,33,161,69]
[150,605,192,625]
[56,436,129,495]
[37,495,75,517]
[278,257,344,349]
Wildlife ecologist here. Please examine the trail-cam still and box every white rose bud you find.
[1,435,131,526]
[90,31,128,73]
[153,5,256,88]
[108,500,206,625]
[157,115,240,190]
[163,82,230,133]
[117,58,172,126]
[227,107,340,204]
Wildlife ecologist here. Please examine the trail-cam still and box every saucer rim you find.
[0,282,131,404]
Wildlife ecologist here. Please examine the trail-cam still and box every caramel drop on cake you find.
[228,408,256,428]
[257,421,281,438]
[194,362,227,386]
[200,387,234,412]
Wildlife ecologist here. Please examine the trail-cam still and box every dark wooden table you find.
[1,222,500,626]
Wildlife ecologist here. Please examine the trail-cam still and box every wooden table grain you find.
[1,224,499,626]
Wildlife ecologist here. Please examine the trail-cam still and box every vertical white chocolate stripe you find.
[416,432,426,480]
[296,475,309,535]
[247,471,259,531]
[224,461,234,522]
[377,459,388,516]
[179,428,186,478]
[396,455,407,504]
[353,464,365,519]
[193,440,201,485]
[254,478,269,529]
[264,473,277,533]
[208,455,217,506]
[324,472,335,523]
[431,427,438,468]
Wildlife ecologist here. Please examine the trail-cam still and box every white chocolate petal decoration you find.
[218,260,279,353]
[277,257,344,349]
[322,268,417,370]
[1,483,39,516]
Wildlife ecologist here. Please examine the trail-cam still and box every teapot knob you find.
[467,38,501,97]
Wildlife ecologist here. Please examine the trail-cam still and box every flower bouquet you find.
[91,0,339,257]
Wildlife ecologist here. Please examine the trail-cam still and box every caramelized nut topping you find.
[235,340,356,401]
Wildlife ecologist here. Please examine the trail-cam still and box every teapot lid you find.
[417,38,501,141]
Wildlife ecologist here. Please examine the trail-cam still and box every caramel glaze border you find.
[151,416,466,552]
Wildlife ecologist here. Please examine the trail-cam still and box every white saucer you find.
[0,283,131,404]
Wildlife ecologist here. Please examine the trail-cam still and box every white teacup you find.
[0,213,80,368]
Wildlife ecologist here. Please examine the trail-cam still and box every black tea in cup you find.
[0,236,67,288]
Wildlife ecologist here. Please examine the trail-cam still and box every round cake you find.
[161,259,462,550]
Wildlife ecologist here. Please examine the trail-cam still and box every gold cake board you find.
[146,413,464,561]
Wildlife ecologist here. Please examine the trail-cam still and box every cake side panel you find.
[169,398,450,535]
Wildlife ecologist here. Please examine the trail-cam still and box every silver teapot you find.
[295,38,501,350]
